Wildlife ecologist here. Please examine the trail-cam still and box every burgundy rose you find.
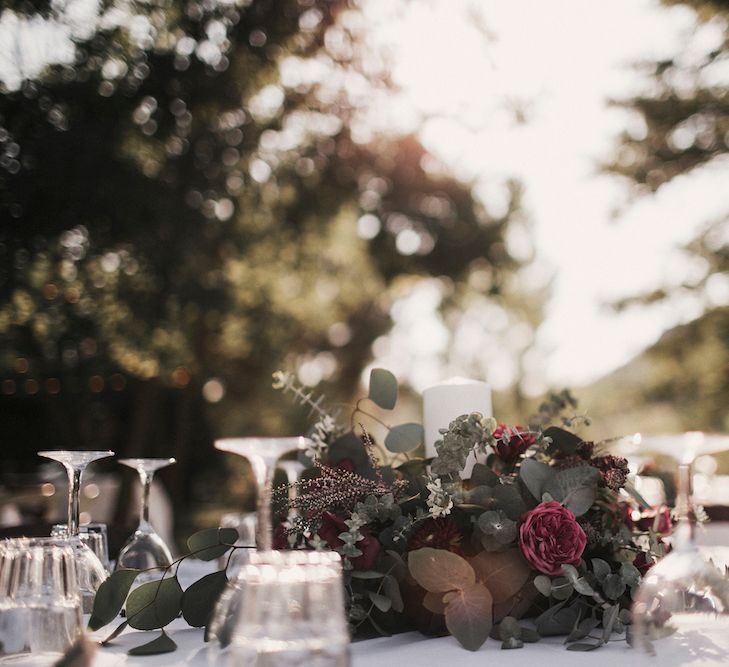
[317,512,380,570]
[407,517,464,556]
[493,424,536,462]
[518,501,587,576]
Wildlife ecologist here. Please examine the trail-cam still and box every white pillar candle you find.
[422,377,492,458]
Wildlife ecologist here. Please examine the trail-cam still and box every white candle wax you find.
[422,377,492,458]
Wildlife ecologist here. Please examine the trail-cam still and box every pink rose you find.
[519,501,587,576]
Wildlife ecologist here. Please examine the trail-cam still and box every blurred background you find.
[1,0,729,547]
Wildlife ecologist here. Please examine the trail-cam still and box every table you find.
[86,528,729,667]
[90,616,726,667]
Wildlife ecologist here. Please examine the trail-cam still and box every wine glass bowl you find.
[115,458,176,576]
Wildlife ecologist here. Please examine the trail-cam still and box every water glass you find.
[0,538,83,664]
[226,550,350,666]
[51,523,110,573]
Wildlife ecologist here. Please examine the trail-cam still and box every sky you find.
[362,0,729,391]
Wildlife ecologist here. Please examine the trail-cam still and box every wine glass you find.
[277,460,306,516]
[625,433,729,660]
[37,450,112,611]
[225,550,350,666]
[0,537,83,664]
[115,458,176,575]
[209,437,310,649]
[214,438,310,552]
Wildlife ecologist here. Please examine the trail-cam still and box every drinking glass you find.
[209,437,311,649]
[115,458,176,574]
[226,550,350,667]
[51,524,110,572]
[0,538,83,664]
[214,438,310,551]
[37,450,112,611]
[626,433,729,660]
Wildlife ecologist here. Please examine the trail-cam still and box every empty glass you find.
[51,524,110,573]
[0,538,83,664]
[37,450,112,611]
[214,438,310,551]
[115,458,176,575]
[629,433,729,661]
[225,550,350,667]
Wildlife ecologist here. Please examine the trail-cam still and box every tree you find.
[0,1,528,526]
[601,0,729,433]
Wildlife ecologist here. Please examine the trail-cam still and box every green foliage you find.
[431,412,493,475]
[88,568,139,631]
[127,631,177,656]
[368,369,397,410]
[181,571,228,628]
[384,423,424,453]
[186,527,238,561]
[126,577,184,631]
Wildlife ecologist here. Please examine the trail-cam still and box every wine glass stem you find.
[139,470,154,530]
[254,464,275,552]
[674,462,694,551]
[67,466,82,536]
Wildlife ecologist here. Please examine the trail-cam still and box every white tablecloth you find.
[85,526,729,667]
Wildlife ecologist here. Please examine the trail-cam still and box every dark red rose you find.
[637,506,672,534]
[317,512,380,570]
[407,517,463,555]
[519,501,587,576]
[493,424,536,462]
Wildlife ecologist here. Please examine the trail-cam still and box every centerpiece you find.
[87,369,672,655]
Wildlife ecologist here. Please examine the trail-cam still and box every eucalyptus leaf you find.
[384,423,423,453]
[382,574,404,613]
[536,603,579,636]
[566,641,602,651]
[88,568,139,631]
[591,558,611,582]
[469,463,499,487]
[128,631,177,656]
[492,484,527,520]
[550,578,574,601]
[368,368,397,410]
[444,583,493,651]
[368,591,392,613]
[187,527,239,561]
[602,604,620,642]
[573,578,595,596]
[544,466,600,504]
[565,617,599,642]
[408,548,476,593]
[602,574,626,601]
[126,576,183,630]
[562,486,597,517]
[181,570,228,628]
[620,562,641,587]
[543,427,582,455]
[519,459,555,500]
[534,575,552,597]
[498,616,521,640]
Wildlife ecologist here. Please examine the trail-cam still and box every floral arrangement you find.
[87,369,671,656]
[267,369,670,651]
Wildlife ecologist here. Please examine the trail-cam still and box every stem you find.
[674,462,694,551]
[67,466,81,536]
[139,469,154,530]
[252,460,275,552]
